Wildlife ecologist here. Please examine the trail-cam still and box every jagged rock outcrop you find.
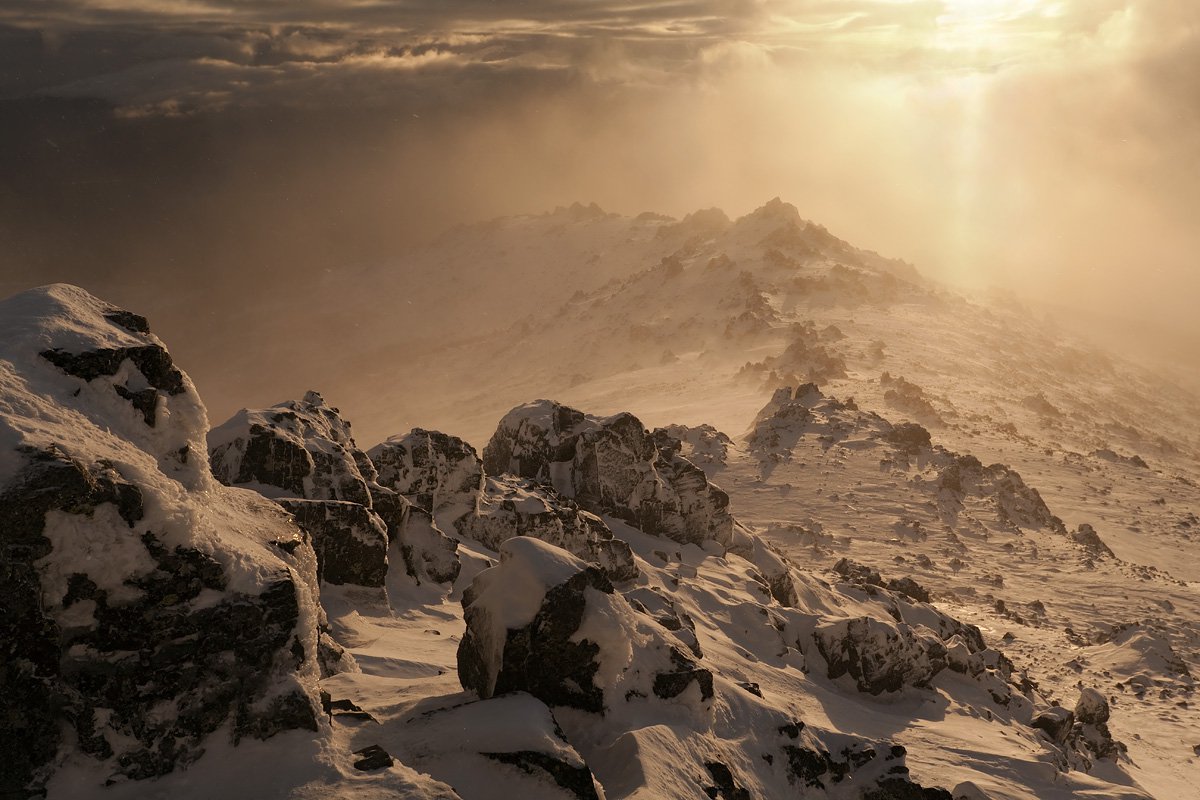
[1073,687,1122,760]
[0,285,324,796]
[936,454,1066,533]
[1070,523,1115,558]
[456,475,638,582]
[482,400,734,547]
[278,499,389,586]
[457,538,713,712]
[814,617,949,695]
[209,389,376,505]
[369,428,483,513]
[655,423,733,467]
[208,393,460,585]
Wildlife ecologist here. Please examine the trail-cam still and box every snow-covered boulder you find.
[1074,687,1121,760]
[814,617,949,695]
[936,454,1066,533]
[457,538,712,713]
[397,505,463,584]
[209,389,375,505]
[278,499,389,586]
[368,427,483,513]
[456,475,638,582]
[482,400,734,547]
[209,395,460,585]
[0,285,324,795]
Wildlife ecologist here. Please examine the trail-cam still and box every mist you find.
[2,0,1198,435]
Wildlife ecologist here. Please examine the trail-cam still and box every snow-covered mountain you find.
[2,198,1197,800]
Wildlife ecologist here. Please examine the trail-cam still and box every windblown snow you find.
[2,198,1198,800]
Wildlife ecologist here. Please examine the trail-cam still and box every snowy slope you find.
[4,189,1198,800]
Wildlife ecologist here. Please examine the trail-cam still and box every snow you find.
[8,197,1200,799]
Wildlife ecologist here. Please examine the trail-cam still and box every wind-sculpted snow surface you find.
[0,286,325,796]
[453,536,968,800]
[209,392,460,585]
[482,400,735,547]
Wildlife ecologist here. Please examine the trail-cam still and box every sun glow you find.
[935,0,1051,56]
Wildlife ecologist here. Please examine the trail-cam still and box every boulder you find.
[1074,688,1121,760]
[369,428,484,513]
[278,499,389,587]
[457,538,712,713]
[209,395,461,586]
[814,617,948,695]
[209,389,375,505]
[456,475,637,582]
[0,286,323,795]
[482,401,733,547]
[936,454,1065,533]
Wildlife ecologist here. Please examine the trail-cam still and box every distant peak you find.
[550,201,610,222]
[738,197,802,225]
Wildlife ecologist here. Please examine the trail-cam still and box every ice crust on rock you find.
[369,427,484,513]
[456,475,638,582]
[209,392,461,586]
[482,399,734,547]
[0,285,324,796]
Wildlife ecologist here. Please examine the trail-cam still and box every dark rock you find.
[0,448,318,795]
[352,745,394,771]
[456,475,637,582]
[210,393,461,586]
[458,539,715,717]
[703,761,751,800]
[738,681,764,698]
[887,577,931,604]
[884,422,932,454]
[862,778,954,799]
[652,647,714,702]
[41,345,185,395]
[936,454,1065,533]
[369,428,483,513]
[459,557,613,712]
[209,391,373,505]
[104,309,151,334]
[1070,524,1114,559]
[815,617,948,695]
[40,342,185,427]
[1032,707,1075,745]
[483,751,600,800]
[482,400,733,547]
[278,499,389,586]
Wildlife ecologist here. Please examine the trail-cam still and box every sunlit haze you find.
[1,0,1197,424]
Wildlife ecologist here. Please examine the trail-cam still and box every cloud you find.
[1,0,1198,345]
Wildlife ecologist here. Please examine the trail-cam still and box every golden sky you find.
[1,1,1198,337]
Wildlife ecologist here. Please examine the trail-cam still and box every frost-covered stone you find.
[278,499,389,587]
[655,423,733,467]
[936,454,1066,533]
[398,505,463,584]
[209,396,461,585]
[369,427,483,513]
[814,617,949,695]
[457,538,712,713]
[483,400,733,547]
[0,286,323,796]
[456,475,637,582]
[209,390,375,505]
[1074,688,1121,760]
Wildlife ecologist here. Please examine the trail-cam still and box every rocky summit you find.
[3,194,1197,800]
